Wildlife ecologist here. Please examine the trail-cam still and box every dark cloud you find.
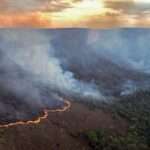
[0,0,73,12]
[105,0,134,11]
[104,0,150,14]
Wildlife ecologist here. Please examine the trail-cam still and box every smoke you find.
[87,28,150,96]
[1,28,150,123]
[120,80,137,96]
[87,29,150,74]
[0,27,149,116]
[0,29,103,111]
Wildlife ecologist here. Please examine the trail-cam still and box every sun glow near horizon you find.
[135,0,150,3]
[0,0,150,28]
[52,0,105,21]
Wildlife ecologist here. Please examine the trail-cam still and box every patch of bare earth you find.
[0,102,128,150]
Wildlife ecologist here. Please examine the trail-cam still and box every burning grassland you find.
[0,28,149,128]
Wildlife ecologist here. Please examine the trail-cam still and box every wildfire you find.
[0,100,71,128]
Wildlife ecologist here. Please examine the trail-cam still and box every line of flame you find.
[0,100,71,128]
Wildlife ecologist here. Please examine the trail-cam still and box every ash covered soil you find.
[0,90,149,150]
[0,101,128,150]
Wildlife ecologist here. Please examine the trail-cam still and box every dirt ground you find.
[0,102,128,150]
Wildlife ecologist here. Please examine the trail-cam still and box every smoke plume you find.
[87,29,150,73]
[87,28,150,95]
[0,28,149,114]
[0,29,103,111]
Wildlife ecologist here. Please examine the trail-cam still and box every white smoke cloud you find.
[0,29,103,108]
[0,28,149,110]
[87,29,150,74]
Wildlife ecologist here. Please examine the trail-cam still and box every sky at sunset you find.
[0,0,150,28]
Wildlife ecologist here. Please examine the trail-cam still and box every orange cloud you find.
[0,13,51,27]
[0,0,150,28]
